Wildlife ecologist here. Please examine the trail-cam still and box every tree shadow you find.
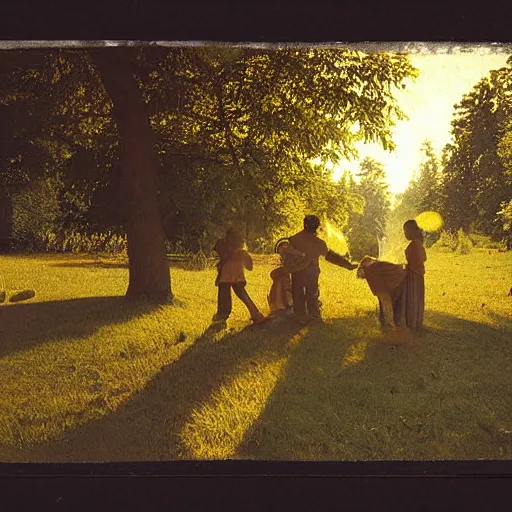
[12,316,304,462]
[6,309,512,462]
[0,296,159,358]
[234,310,512,461]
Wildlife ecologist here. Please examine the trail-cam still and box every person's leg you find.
[282,273,293,309]
[305,266,321,319]
[378,294,395,327]
[405,273,421,330]
[291,270,307,318]
[416,275,425,330]
[232,282,264,322]
[214,283,232,321]
[378,297,385,325]
[268,268,285,313]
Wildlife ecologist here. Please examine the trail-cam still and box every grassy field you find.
[0,248,511,462]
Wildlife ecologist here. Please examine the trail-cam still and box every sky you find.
[331,45,511,194]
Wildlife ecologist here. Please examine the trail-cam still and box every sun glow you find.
[415,211,444,232]
[330,48,510,195]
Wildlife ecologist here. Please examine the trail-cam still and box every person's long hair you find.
[403,219,424,242]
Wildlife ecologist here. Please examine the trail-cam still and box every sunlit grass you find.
[181,356,290,459]
[180,327,309,459]
[0,248,511,461]
[340,340,369,369]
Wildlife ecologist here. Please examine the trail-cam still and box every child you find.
[267,238,310,315]
[212,228,266,325]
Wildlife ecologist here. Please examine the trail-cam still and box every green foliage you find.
[1,47,417,253]
[467,232,504,250]
[497,199,512,232]
[346,157,391,260]
[497,199,512,248]
[149,47,416,248]
[456,228,473,255]
[415,140,443,214]
[42,230,127,254]
[439,60,512,238]
[10,177,62,251]
[432,230,458,252]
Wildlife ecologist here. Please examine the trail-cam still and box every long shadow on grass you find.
[235,310,512,461]
[13,316,305,462]
[0,296,159,358]
[9,310,512,462]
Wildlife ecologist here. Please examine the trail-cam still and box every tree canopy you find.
[0,44,418,300]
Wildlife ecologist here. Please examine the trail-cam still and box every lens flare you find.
[415,211,444,232]
[324,219,349,255]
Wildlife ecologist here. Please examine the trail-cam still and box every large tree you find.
[89,48,172,303]
[149,46,417,248]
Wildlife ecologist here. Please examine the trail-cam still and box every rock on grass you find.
[9,290,36,303]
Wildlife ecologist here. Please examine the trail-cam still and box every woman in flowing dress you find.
[394,219,427,330]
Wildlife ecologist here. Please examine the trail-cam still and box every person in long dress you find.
[394,219,427,330]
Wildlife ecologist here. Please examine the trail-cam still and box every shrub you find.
[41,230,128,255]
[456,228,473,255]
[423,231,441,248]
[468,233,492,248]
[186,250,214,271]
[432,230,458,252]
[10,177,62,252]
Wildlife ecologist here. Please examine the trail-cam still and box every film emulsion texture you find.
[0,43,511,462]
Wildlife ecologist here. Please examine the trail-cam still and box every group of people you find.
[211,215,426,331]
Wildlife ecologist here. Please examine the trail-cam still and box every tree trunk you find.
[90,48,172,303]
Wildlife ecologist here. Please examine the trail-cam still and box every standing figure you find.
[267,238,309,315]
[356,255,406,328]
[394,219,427,330]
[212,228,266,325]
[288,215,358,323]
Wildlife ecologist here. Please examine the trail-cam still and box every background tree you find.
[438,56,512,239]
[347,157,391,260]
[388,139,443,251]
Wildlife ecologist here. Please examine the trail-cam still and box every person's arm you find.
[325,249,358,270]
[243,251,254,271]
[405,242,415,268]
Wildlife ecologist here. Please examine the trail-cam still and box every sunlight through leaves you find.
[340,340,369,369]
